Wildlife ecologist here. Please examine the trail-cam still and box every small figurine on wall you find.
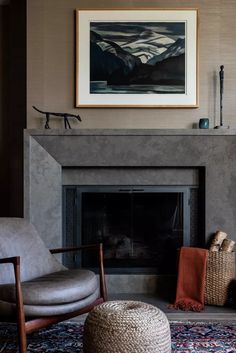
[33,106,82,129]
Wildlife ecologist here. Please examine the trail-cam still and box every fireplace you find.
[24,130,236,294]
[63,185,200,274]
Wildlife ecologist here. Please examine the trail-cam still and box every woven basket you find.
[205,251,235,306]
[83,300,171,353]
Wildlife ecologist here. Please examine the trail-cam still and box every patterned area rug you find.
[0,321,236,353]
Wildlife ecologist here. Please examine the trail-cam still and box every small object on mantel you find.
[32,106,82,129]
[199,118,209,129]
[209,230,227,252]
[220,238,235,252]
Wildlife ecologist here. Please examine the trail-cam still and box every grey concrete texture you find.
[62,168,198,186]
[106,274,159,294]
[24,129,236,247]
[25,136,62,249]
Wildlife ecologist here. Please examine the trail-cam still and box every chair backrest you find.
[0,218,64,284]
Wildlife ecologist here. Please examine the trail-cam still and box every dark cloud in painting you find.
[90,22,185,41]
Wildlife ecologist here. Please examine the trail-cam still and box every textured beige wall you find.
[27,0,236,129]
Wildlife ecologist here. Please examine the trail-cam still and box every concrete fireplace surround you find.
[24,129,236,294]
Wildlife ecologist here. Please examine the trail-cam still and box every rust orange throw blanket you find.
[171,247,208,312]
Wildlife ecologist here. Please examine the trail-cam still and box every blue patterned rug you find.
[0,321,236,352]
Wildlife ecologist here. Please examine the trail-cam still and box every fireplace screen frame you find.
[63,185,196,274]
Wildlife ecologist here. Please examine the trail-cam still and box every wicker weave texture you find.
[205,252,235,306]
[83,300,171,353]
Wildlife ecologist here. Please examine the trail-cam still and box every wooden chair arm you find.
[0,256,20,265]
[50,243,107,301]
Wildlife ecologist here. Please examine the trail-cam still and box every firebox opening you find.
[63,185,199,274]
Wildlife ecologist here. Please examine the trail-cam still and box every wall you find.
[8,0,27,216]
[0,7,4,182]
[0,4,9,216]
[27,0,236,129]
[0,0,26,217]
[0,6,4,212]
[0,8,2,129]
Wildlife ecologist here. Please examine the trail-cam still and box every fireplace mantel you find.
[25,128,236,136]
[24,129,236,252]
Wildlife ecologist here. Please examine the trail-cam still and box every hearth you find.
[63,185,199,274]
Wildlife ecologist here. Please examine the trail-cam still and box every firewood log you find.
[220,238,235,252]
[209,230,227,252]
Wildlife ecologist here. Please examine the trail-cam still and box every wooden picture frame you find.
[76,8,198,108]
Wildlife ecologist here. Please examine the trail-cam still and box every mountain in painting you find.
[148,38,185,65]
[108,54,185,86]
[90,25,185,92]
[90,30,140,80]
[121,29,175,63]
[90,42,126,82]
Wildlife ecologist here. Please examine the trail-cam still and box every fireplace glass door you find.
[63,186,192,274]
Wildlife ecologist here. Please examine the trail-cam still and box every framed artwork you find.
[76,9,198,108]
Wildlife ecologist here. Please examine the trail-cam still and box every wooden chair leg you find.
[17,321,27,353]
[14,257,27,353]
[99,243,107,301]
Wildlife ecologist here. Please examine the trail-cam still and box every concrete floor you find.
[109,293,236,321]
[72,293,236,324]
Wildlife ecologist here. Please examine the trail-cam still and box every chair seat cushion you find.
[0,269,98,305]
[0,289,101,317]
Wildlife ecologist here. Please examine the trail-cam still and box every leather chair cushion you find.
[0,218,64,284]
[0,269,98,305]
[0,288,100,317]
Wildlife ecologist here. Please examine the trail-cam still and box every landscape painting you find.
[76,9,198,107]
[90,22,186,95]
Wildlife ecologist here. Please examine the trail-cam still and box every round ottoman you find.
[83,300,171,353]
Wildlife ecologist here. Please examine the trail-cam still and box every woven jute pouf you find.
[83,300,171,353]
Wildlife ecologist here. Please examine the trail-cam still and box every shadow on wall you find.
[0,0,27,217]
[0,4,10,216]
